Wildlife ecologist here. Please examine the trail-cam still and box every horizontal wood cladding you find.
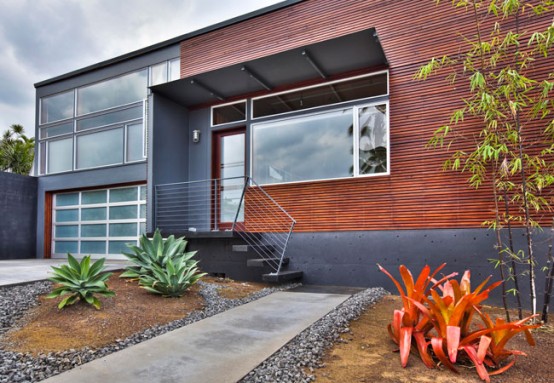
[179,0,554,232]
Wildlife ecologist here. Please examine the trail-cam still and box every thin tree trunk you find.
[503,188,523,319]
[515,111,536,317]
[542,244,554,323]
[493,176,511,321]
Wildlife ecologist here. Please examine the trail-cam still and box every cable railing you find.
[155,176,296,274]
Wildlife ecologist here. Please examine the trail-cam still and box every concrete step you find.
[246,257,289,268]
[262,270,303,283]
[232,244,275,253]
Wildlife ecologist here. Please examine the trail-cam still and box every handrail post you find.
[232,176,249,232]
[214,178,219,231]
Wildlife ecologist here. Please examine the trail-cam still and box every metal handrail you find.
[155,177,295,273]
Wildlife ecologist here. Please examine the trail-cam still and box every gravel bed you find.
[239,287,389,383]
[0,280,299,383]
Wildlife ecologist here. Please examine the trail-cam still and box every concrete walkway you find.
[41,289,351,383]
[0,259,128,287]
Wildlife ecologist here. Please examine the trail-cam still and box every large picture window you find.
[252,102,388,185]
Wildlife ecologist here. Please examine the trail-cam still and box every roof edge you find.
[34,0,304,88]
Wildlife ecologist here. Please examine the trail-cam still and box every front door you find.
[212,128,245,230]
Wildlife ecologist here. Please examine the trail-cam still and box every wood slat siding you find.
[180,0,554,232]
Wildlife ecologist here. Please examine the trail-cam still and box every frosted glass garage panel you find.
[55,225,78,238]
[82,190,107,205]
[76,128,123,169]
[81,241,106,254]
[81,207,107,221]
[55,241,78,254]
[56,193,79,206]
[55,209,78,222]
[110,187,138,203]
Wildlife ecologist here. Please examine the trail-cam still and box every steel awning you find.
[151,28,388,107]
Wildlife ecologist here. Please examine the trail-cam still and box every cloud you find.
[0,0,281,133]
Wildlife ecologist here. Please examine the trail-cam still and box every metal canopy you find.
[151,28,388,107]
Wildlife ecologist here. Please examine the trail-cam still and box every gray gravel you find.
[239,287,388,383]
[0,281,387,383]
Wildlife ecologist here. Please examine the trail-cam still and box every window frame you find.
[39,89,76,126]
[210,99,247,127]
[250,99,390,186]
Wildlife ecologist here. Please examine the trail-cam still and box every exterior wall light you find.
[192,129,201,143]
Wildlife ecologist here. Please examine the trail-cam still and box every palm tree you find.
[0,124,35,175]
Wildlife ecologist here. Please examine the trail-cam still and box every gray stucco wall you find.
[148,94,190,232]
[0,172,37,259]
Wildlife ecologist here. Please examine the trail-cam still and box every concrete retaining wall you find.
[0,172,37,259]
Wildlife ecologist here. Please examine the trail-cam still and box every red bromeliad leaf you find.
[431,337,458,373]
[460,270,471,294]
[477,336,492,364]
[488,359,516,376]
[413,265,431,297]
[463,344,491,382]
[399,265,415,298]
[400,326,413,368]
[377,264,407,299]
[447,325,461,363]
[413,331,436,369]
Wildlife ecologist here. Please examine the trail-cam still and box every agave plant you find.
[47,254,115,310]
[138,256,206,297]
[120,228,197,279]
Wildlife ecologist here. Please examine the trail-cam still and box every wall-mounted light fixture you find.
[192,129,201,143]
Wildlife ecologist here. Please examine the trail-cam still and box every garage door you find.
[52,185,146,259]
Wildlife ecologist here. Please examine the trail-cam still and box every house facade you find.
[34,0,552,293]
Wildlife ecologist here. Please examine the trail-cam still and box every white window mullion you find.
[352,106,360,177]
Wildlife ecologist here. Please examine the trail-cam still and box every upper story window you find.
[40,90,74,124]
[150,57,180,86]
[77,70,148,115]
[252,72,388,119]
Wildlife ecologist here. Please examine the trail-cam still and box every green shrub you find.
[120,228,198,279]
[139,256,206,297]
[47,254,115,310]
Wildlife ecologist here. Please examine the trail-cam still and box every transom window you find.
[252,72,388,119]
[52,185,146,259]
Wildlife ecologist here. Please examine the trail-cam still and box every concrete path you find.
[41,289,351,383]
[0,259,128,287]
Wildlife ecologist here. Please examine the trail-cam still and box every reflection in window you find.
[76,105,142,131]
[252,103,388,185]
[48,138,73,173]
[358,105,388,175]
[40,122,74,139]
[40,91,74,124]
[76,128,123,169]
[77,70,147,115]
[253,109,354,184]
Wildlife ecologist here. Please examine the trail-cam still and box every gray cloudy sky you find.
[0,0,281,135]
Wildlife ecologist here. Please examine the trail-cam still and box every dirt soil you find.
[313,295,554,383]
[1,274,270,354]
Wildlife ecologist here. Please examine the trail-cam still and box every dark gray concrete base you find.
[188,228,549,307]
